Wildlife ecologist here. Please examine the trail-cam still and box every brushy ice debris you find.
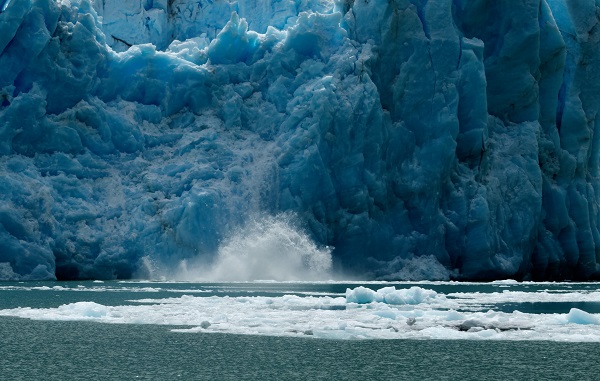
[374,255,455,281]
[2,0,600,281]
[0,262,19,280]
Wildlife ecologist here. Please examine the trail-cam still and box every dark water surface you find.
[1,316,599,381]
[2,281,600,380]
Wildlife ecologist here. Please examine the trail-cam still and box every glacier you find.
[1,0,600,281]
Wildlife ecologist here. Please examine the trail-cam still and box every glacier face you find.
[0,0,600,281]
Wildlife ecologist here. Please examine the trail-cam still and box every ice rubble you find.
[1,0,600,280]
[1,284,600,341]
[345,285,441,305]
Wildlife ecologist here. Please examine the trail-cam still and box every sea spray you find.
[171,213,332,281]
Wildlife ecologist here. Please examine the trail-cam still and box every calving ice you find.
[0,0,599,281]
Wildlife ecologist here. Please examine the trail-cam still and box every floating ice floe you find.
[1,285,599,341]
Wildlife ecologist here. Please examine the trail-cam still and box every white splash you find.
[175,214,333,281]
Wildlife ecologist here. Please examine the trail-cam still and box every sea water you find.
[1,281,600,380]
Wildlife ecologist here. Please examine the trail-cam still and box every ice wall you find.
[0,0,599,281]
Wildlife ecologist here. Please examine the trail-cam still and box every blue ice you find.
[0,0,600,281]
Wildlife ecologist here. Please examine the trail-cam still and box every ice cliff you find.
[1,0,600,281]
